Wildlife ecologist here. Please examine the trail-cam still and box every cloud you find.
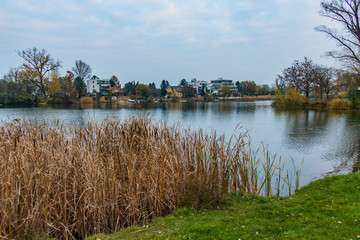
[0,0,341,84]
[134,1,247,47]
[237,0,259,11]
[0,0,250,49]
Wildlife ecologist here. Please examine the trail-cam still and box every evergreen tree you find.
[160,80,170,96]
[74,76,85,98]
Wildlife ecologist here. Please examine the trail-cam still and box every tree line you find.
[0,48,96,105]
[275,0,360,102]
[276,57,335,100]
[121,79,200,99]
[0,47,126,105]
[0,48,275,106]
[275,57,360,100]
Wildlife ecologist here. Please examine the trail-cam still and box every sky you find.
[0,0,342,86]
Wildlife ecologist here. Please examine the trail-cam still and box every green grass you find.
[89,173,360,240]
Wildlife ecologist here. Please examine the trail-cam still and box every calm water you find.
[1,101,359,186]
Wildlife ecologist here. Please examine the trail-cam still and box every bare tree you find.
[316,0,360,70]
[17,47,62,99]
[275,75,286,94]
[282,61,302,92]
[3,68,23,100]
[278,58,318,98]
[3,68,21,83]
[72,60,92,80]
[298,58,317,99]
[314,66,335,99]
[334,69,360,91]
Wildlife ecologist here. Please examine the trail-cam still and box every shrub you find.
[6,92,34,106]
[349,89,359,109]
[197,96,205,102]
[147,96,154,102]
[47,94,73,105]
[0,93,5,104]
[338,91,348,99]
[272,89,308,108]
[328,98,351,110]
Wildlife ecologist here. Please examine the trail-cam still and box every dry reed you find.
[0,115,300,239]
[79,97,94,104]
[117,96,131,101]
[239,95,275,101]
[99,97,106,103]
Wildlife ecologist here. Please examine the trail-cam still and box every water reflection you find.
[55,101,265,114]
[324,111,360,174]
[274,109,330,153]
[273,108,360,176]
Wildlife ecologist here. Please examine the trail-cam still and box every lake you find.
[1,100,359,187]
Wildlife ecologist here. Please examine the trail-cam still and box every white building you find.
[87,78,110,96]
[188,78,208,94]
[208,77,237,94]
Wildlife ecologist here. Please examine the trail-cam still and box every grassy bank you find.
[90,173,360,240]
[0,116,299,239]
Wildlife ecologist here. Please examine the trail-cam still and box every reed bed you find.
[239,95,276,101]
[0,116,300,239]
[117,96,131,101]
[79,97,94,104]
[99,97,106,103]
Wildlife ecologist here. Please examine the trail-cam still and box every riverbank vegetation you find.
[90,173,360,240]
[272,88,360,110]
[4,46,359,109]
[0,47,277,108]
[272,90,359,110]
[327,98,352,110]
[0,116,300,239]
[272,57,360,110]
[237,95,275,101]
[272,0,360,111]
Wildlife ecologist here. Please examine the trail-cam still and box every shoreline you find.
[88,173,360,239]
[0,95,276,108]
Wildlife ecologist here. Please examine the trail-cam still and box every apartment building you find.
[188,78,208,94]
[208,77,237,94]
[87,77,110,96]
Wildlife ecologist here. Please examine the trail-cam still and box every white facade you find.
[188,78,208,94]
[208,77,237,94]
[87,79,110,95]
